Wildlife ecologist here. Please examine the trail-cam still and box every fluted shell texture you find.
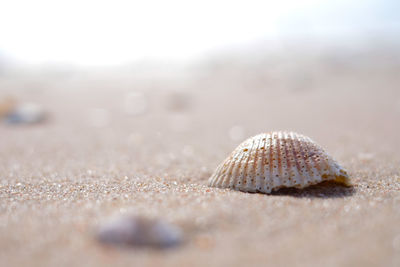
[209,131,350,193]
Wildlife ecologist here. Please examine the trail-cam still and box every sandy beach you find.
[1,49,400,266]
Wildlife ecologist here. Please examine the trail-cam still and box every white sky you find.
[0,0,398,66]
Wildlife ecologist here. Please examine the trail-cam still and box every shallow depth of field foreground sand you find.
[1,51,400,266]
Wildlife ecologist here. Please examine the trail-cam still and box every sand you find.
[1,52,400,266]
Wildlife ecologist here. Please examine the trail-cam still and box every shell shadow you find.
[269,181,355,198]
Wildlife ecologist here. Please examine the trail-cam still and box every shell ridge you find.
[295,133,313,185]
[262,133,272,192]
[270,134,277,189]
[289,132,305,186]
[221,151,239,188]
[211,161,226,186]
[247,133,263,191]
[268,133,276,188]
[307,137,329,171]
[287,132,302,186]
[229,153,244,188]
[267,133,275,191]
[223,141,252,188]
[276,132,283,186]
[239,137,256,190]
[216,160,230,186]
[228,148,248,189]
[218,159,232,187]
[297,134,315,184]
[307,141,323,183]
[226,159,237,188]
[256,134,267,192]
[282,132,292,186]
[272,132,282,188]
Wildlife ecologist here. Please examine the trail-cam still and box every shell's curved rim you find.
[208,131,351,194]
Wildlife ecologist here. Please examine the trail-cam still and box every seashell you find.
[97,215,183,248]
[209,131,350,193]
[5,103,46,124]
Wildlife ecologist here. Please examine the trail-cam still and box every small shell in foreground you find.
[209,131,350,194]
[97,215,183,248]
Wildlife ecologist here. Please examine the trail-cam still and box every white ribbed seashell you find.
[209,131,350,194]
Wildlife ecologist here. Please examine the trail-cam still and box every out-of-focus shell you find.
[97,215,183,248]
[208,131,350,193]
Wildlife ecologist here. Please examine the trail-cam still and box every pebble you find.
[165,91,191,112]
[0,96,16,117]
[5,103,46,124]
[97,215,183,249]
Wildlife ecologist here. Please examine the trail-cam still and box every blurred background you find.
[1,0,399,66]
[1,0,400,148]
[1,0,400,158]
[1,0,399,141]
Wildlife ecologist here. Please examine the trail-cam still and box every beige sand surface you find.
[1,53,400,266]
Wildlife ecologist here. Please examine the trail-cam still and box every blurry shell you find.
[97,215,182,248]
[5,103,46,124]
[209,131,350,193]
[0,96,16,118]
